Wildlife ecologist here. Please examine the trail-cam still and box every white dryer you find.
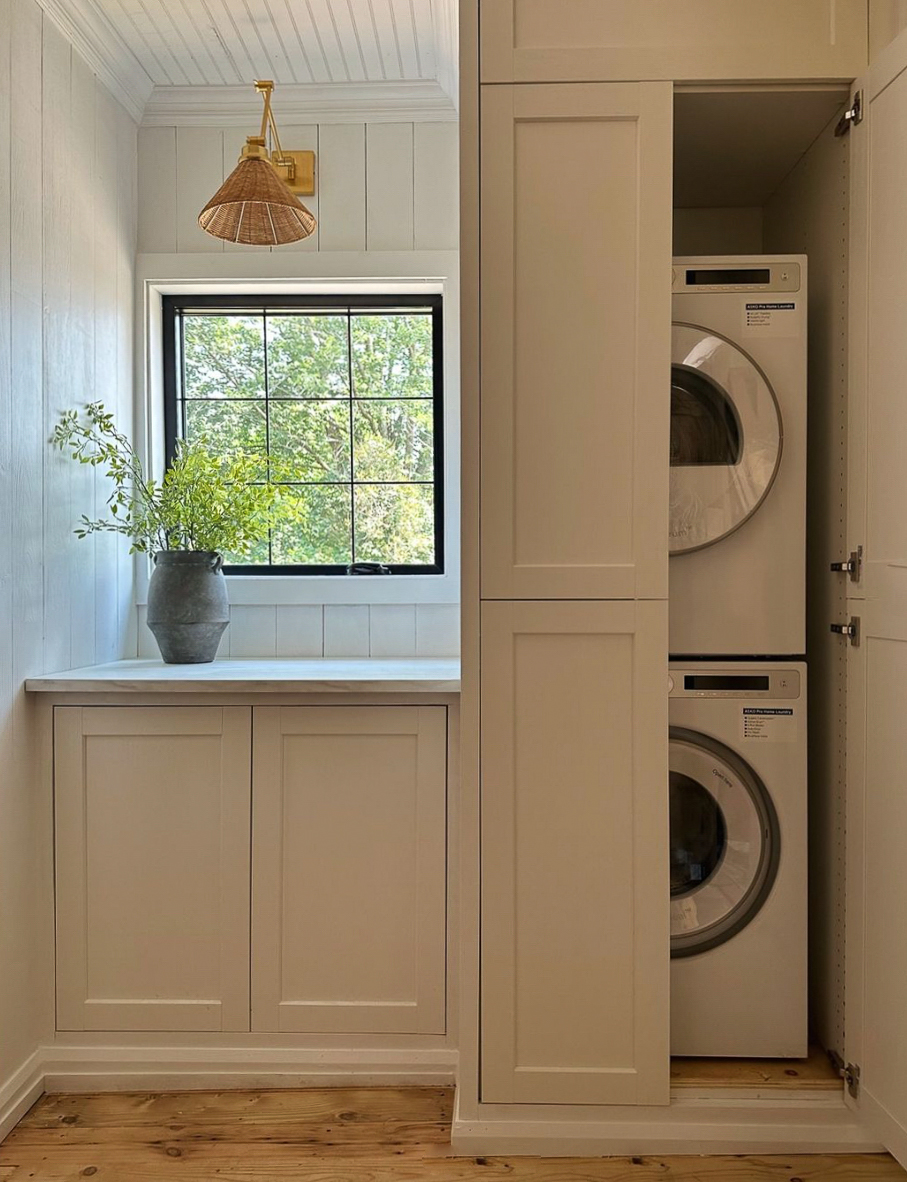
[670,257,806,656]
[669,662,807,1058]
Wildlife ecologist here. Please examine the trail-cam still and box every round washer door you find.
[670,726,780,958]
[670,323,782,555]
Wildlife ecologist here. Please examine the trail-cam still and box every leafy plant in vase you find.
[54,402,298,664]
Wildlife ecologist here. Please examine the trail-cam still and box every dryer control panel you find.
[671,260,801,293]
[668,669,801,699]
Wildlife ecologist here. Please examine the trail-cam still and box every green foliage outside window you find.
[173,304,441,570]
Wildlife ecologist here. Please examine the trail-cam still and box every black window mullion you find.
[262,311,273,565]
[161,293,444,575]
[347,310,356,565]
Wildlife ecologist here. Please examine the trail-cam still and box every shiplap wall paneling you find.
[136,602,460,658]
[318,123,366,251]
[42,20,75,674]
[137,121,459,254]
[479,0,868,83]
[480,600,669,1105]
[176,126,224,253]
[55,706,252,1033]
[273,124,319,252]
[251,706,447,1034]
[137,127,177,253]
[414,122,458,250]
[1,0,138,1100]
[480,82,672,599]
[366,123,414,250]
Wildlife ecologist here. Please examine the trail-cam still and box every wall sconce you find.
[198,80,316,246]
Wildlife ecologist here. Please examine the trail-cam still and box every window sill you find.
[135,572,460,607]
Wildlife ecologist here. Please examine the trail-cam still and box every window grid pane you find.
[170,299,442,574]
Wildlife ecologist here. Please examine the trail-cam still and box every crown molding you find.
[141,80,457,127]
[35,0,153,123]
[432,0,459,111]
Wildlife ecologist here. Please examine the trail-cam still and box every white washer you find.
[669,662,807,1058]
[670,256,806,656]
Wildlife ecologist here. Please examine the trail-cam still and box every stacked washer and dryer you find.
[668,257,808,1058]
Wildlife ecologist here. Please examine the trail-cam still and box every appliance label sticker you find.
[741,707,797,742]
[743,301,798,337]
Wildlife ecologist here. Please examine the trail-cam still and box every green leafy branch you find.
[53,402,300,559]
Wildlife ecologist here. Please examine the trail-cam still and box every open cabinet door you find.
[845,26,907,1169]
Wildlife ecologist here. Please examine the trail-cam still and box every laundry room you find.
[669,84,851,1067]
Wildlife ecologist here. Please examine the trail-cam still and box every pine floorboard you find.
[1,1086,904,1181]
[671,1045,842,1089]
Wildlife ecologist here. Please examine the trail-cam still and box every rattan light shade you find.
[198,156,317,246]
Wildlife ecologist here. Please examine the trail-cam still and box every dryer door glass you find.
[669,727,780,958]
[670,323,782,554]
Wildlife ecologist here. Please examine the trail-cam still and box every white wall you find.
[136,120,459,658]
[764,115,850,1056]
[0,0,136,1113]
[673,207,764,255]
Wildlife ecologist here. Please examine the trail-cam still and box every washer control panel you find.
[669,668,801,699]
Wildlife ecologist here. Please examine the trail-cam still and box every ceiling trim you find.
[35,0,153,123]
[432,0,459,110]
[142,81,457,127]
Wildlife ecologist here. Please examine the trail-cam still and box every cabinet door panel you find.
[480,83,671,600]
[252,706,447,1034]
[480,0,867,84]
[54,706,252,1032]
[480,601,669,1105]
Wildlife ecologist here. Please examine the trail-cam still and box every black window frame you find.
[162,292,445,576]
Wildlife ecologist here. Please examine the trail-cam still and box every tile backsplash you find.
[136,603,459,659]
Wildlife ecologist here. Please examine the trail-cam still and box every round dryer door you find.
[670,727,780,958]
[670,323,782,554]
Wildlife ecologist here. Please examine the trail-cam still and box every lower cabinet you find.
[54,703,448,1036]
[480,600,669,1105]
[251,706,447,1034]
[54,706,252,1032]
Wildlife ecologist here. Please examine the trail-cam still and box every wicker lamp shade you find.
[198,155,316,246]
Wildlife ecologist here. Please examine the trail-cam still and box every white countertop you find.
[25,658,461,694]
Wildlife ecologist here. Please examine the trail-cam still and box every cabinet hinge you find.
[835,90,863,136]
[831,545,862,582]
[828,1051,861,1098]
[831,616,860,646]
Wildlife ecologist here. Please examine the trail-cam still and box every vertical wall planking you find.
[414,122,458,250]
[68,51,98,670]
[137,127,177,253]
[318,123,366,250]
[176,126,224,253]
[366,122,415,250]
[42,22,74,674]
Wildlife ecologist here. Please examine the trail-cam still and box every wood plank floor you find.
[1,1087,904,1181]
[672,1045,843,1089]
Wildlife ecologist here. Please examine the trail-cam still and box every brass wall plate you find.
[271,149,315,196]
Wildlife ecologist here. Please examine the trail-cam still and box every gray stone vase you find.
[146,551,229,664]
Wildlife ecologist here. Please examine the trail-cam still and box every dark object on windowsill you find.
[348,562,392,575]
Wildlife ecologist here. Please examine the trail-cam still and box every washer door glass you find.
[670,323,782,554]
[670,727,780,958]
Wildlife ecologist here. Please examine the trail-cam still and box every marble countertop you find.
[25,658,461,694]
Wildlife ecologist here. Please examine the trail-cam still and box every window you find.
[162,294,443,575]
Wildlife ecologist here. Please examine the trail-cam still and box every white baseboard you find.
[0,1051,45,1141]
[451,1091,884,1157]
[40,1044,459,1093]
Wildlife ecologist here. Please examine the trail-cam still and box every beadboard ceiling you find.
[38,0,458,125]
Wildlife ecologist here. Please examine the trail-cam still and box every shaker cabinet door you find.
[251,705,447,1034]
[54,706,252,1032]
[480,82,672,600]
[480,600,669,1105]
[479,0,867,84]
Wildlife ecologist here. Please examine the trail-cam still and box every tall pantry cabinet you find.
[472,51,674,1107]
[460,0,907,1147]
